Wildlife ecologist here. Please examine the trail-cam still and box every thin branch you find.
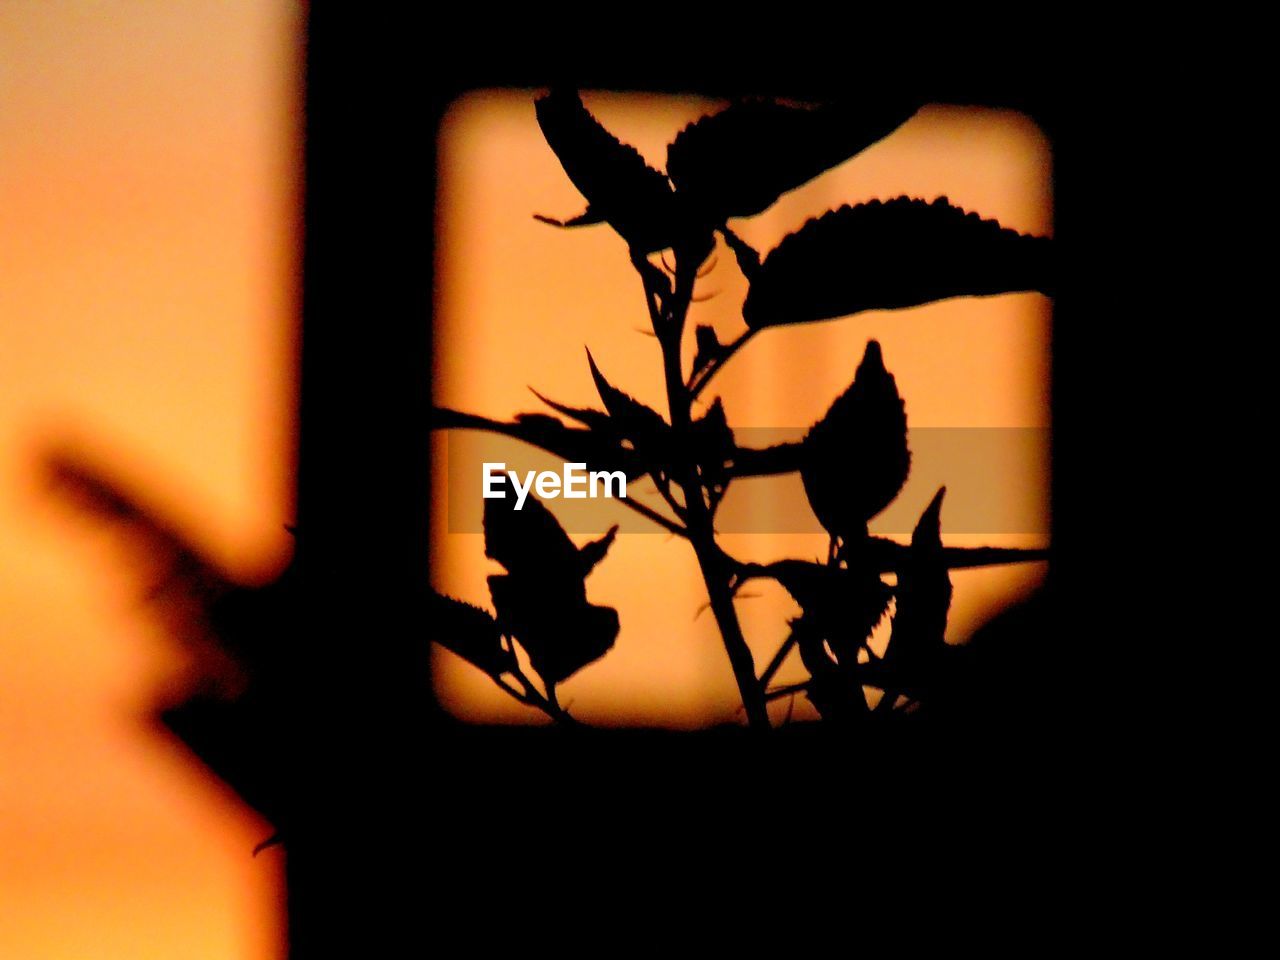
[688,328,757,400]
[507,658,579,726]
[648,250,770,731]
[765,680,810,702]
[491,674,533,705]
[758,631,800,691]
[870,539,1050,572]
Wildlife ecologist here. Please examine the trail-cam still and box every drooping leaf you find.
[487,573,619,687]
[484,490,581,579]
[743,196,1054,330]
[483,494,619,687]
[667,98,919,221]
[534,88,680,253]
[427,591,516,676]
[801,340,910,540]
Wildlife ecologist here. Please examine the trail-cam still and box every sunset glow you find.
[433,90,1053,727]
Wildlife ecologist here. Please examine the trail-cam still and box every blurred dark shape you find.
[45,448,299,827]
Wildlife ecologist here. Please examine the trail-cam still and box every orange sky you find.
[0,3,299,957]
[433,90,1053,727]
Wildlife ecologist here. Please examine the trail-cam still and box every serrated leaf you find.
[535,88,680,252]
[667,98,919,221]
[691,397,735,497]
[801,340,910,540]
[755,558,891,662]
[743,196,1053,329]
[427,591,516,676]
[529,388,613,433]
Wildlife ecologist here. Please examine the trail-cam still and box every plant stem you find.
[764,680,810,702]
[648,256,770,731]
[688,328,757,401]
[758,631,800,691]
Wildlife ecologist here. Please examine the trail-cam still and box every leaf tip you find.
[859,339,886,374]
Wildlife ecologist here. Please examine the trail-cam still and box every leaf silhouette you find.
[427,591,517,676]
[691,324,724,380]
[585,348,671,465]
[748,558,891,666]
[800,340,910,541]
[742,196,1054,330]
[720,226,761,281]
[483,494,619,687]
[484,485,582,577]
[435,406,659,519]
[691,397,735,500]
[488,573,619,688]
[577,524,619,576]
[789,612,872,725]
[666,98,919,221]
[535,88,680,253]
[880,487,953,696]
[506,411,642,478]
[529,388,614,433]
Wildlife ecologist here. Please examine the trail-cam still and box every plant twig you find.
[764,680,810,702]
[647,251,770,731]
[758,631,800,691]
[688,328,757,400]
[507,660,578,725]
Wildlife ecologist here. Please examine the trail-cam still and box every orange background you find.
[433,90,1053,727]
[1,3,299,957]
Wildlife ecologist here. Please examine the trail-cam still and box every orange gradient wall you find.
[433,90,1053,727]
[1,3,299,957]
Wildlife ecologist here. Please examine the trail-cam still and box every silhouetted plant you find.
[432,89,1053,730]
